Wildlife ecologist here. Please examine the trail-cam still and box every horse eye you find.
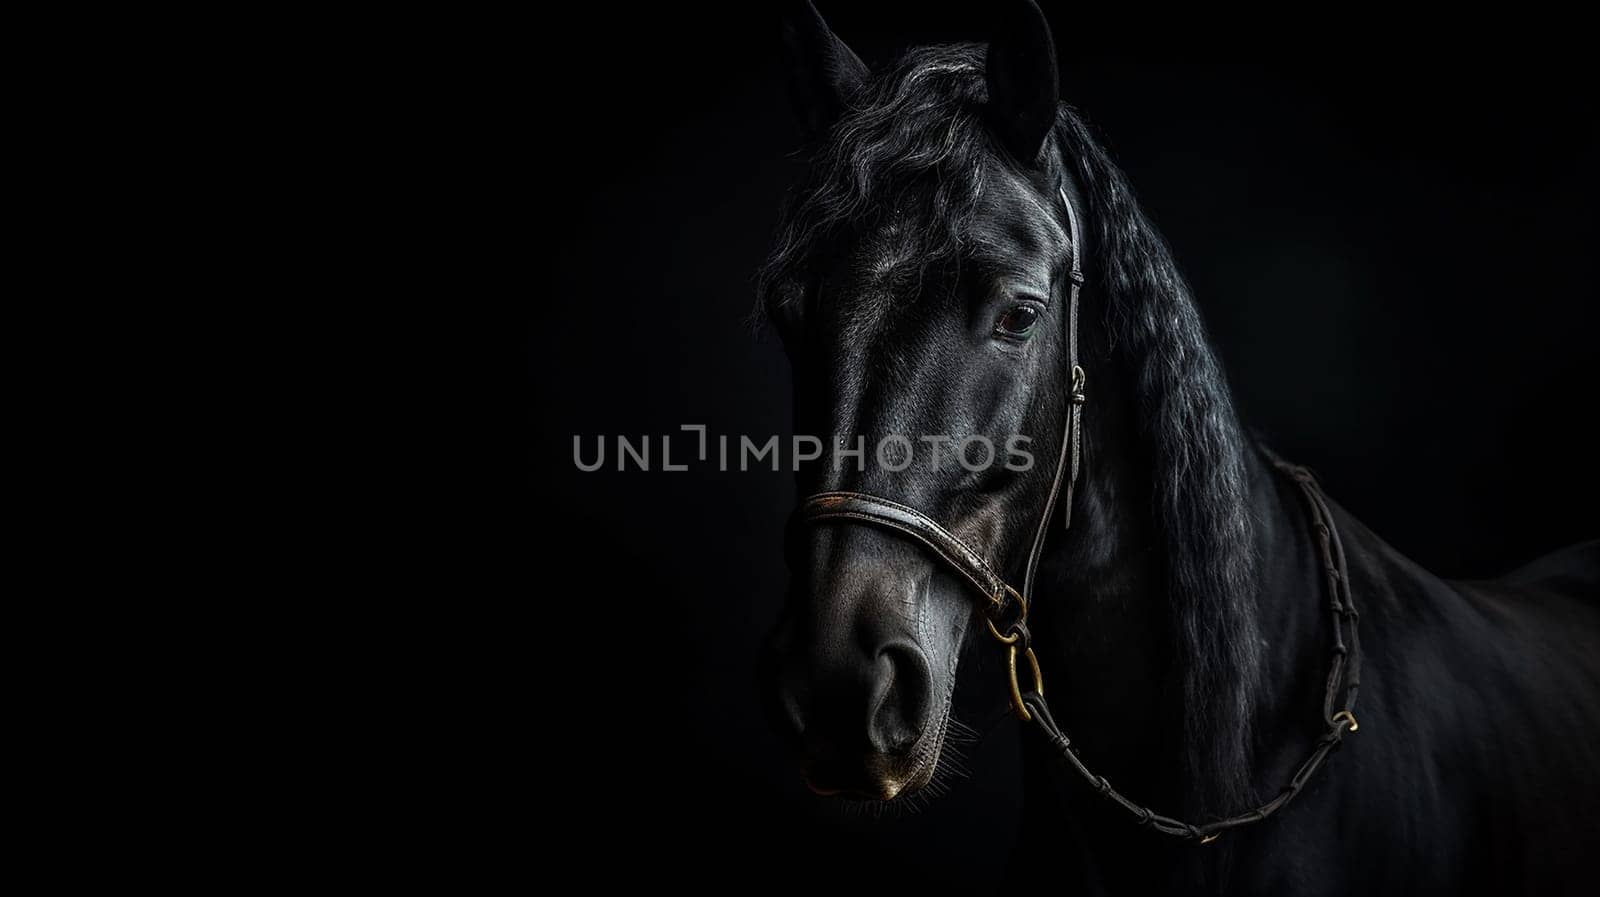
[995,305,1040,339]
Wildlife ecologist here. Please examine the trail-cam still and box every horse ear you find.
[985,0,1060,165]
[780,1,868,141]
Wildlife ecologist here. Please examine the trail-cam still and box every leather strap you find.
[799,491,1026,635]
[1023,188,1087,603]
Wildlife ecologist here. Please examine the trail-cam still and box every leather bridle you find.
[791,186,1362,843]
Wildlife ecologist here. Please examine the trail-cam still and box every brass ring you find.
[1007,645,1045,721]
[986,617,1020,645]
[1332,710,1359,733]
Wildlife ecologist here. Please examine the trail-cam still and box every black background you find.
[532,5,1595,888]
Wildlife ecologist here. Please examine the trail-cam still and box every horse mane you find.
[1051,109,1263,812]
[758,43,1262,811]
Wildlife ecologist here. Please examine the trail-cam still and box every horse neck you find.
[1028,351,1177,789]
[1028,312,1327,818]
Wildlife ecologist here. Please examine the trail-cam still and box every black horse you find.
[761,2,1600,893]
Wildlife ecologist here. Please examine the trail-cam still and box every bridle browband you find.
[792,185,1362,843]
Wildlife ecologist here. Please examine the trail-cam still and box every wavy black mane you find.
[760,43,1262,810]
[1051,102,1262,812]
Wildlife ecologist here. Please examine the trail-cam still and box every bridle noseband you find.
[790,185,1363,843]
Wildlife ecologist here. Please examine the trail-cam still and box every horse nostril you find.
[868,642,934,754]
